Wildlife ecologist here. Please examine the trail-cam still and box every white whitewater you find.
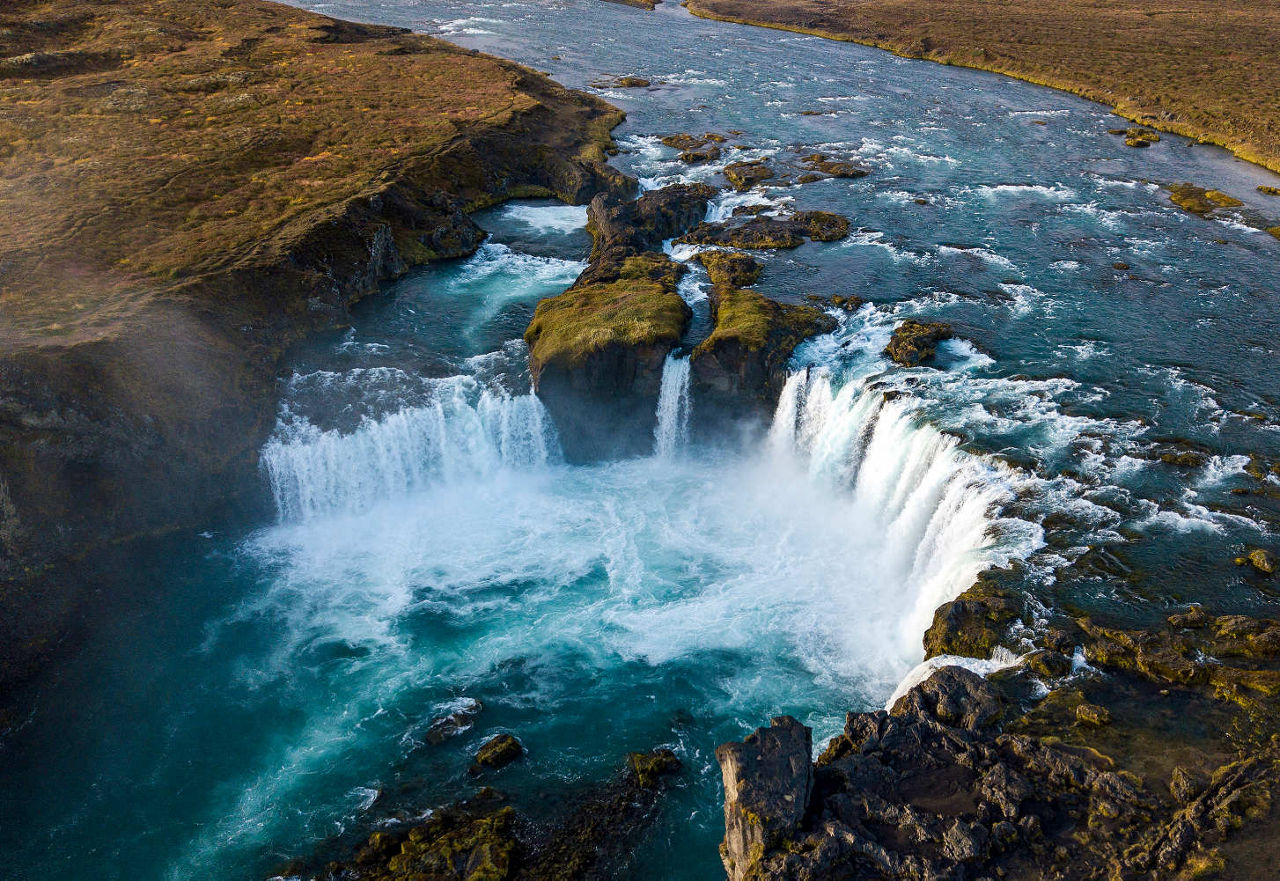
[769,368,1033,647]
[263,375,559,521]
[653,353,692,458]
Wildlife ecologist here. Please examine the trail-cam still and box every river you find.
[2,0,1278,878]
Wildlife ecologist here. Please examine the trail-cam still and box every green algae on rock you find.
[883,318,954,366]
[694,250,763,288]
[474,734,525,771]
[1168,183,1244,216]
[724,159,775,190]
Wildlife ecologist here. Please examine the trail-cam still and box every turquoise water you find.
[3,1,1279,878]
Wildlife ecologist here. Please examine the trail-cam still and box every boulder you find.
[883,318,953,367]
[724,160,774,190]
[695,249,762,287]
[474,733,524,770]
[716,716,813,881]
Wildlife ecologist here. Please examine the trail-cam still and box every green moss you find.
[525,254,688,372]
[1256,185,1280,196]
[694,288,830,355]
[724,160,774,190]
[883,319,953,367]
[474,733,524,769]
[1268,226,1280,240]
[1169,183,1243,215]
[696,249,762,287]
[628,748,681,787]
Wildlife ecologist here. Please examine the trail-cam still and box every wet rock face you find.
[717,716,813,881]
[716,666,1280,881]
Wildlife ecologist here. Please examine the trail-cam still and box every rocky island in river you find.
[2,0,1279,879]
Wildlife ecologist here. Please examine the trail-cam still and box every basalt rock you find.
[716,664,1280,881]
[695,250,763,287]
[724,160,775,190]
[800,154,872,178]
[676,211,850,250]
[690,288,836,415]
[883,319,953,367]
[474,734,525,771]
[717,716,813,881]
[526,184,716,460]
[1168,182,1243,216]
[301,748,682,881]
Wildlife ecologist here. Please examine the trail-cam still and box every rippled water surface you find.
[3,1,1279,878]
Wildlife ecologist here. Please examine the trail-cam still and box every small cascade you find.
[653,353,692,458]
[769,369,1030,645]
[263,376,560,522]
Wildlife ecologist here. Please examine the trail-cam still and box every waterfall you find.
[654,354,692,458]
[769,369,1028,646]
[263,376,560,522]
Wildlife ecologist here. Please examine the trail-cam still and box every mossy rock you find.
[1246,549,1277,575]
[679,145,721,163]
[883,319,953,367]
[695,288,833,356]
[922,578,1025,659]
[661,133,703,150]
[628,748,682,787]
[1268,226,1280,241]
[724,160,774,191]
[474,734,524,770]
[525,253,688,375]
[1257,185,1280,196]
[696,249,762,287]
[1076,702,1112,726]
[1169,183,1243,215]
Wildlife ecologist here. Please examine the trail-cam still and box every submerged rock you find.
[883,318,953,366]
[427,698,484,745]
[305,748,682,881]
[677,210,850,250]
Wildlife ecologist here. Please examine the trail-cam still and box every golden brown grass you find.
[0,0,621,344]
[685,0,1280,174]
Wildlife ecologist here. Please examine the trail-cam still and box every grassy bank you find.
[684,0,1280,175]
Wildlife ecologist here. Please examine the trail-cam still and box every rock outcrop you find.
[718,717,814,881]
[296,748,683,881]
[0,0,629,697]
[691,288,836,415]
[717,661,1280,880]
[524,184,716,459]
[677,211,851,249]
[883,319,953,367]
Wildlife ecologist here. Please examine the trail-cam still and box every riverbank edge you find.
[0,0,631,714]
[683,2,1280,177]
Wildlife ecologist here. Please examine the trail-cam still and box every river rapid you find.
[2,1,1279,878]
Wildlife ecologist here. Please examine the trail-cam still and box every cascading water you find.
[653,353,692,458]
[769,368,1038,649]
[263,374,560,521]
